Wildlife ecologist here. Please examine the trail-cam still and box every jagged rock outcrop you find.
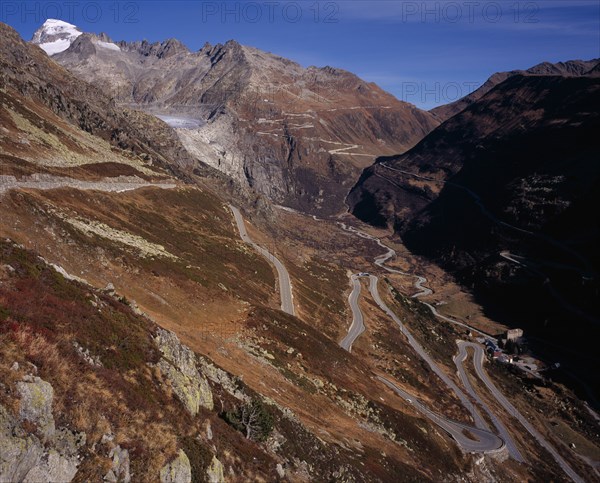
[17,376,55,439]
[154,328,214,415]
[197,355,247,402]
[0,404,45,482]
[104,445,131,482]
[206,456,225,483]
[0,377,84,483]
[119,38,190,59]
[160,449,192,483]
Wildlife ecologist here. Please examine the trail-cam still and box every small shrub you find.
[223,399,274,442]
[0,305,11,321]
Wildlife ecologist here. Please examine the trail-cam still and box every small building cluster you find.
[485,337,514,364]
[506,328,523,341]
[482,329,544,375]
[498,328,525,354]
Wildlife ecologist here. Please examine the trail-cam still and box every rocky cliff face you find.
[31,21,439,214]
[154,328,214,415]
[1,373,84,482]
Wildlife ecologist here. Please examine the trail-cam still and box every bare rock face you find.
[160,449,192,483]
[22,450,79,483]
[17,376,55,439]
[104,445,131,483]
[154,328,214,415]
[206,456,225,483]
[0,404,44,482]
[1,377,84,483]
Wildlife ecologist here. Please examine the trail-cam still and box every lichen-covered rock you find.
[54,427,86,457]
[197,355,247,402]
[160,449,191,483]
[17,376,55,439]
[73,341,103,367]
[154,328,213,414]
[104,445,131,483]
[205,420,213,441]
[206,456,224,483]
[22,449,79,483]
[0,404,43,482]
[0,404,80,483]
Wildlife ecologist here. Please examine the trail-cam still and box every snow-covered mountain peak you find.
[31,19,82,56]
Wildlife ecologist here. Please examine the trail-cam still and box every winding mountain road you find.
[378,163,597,321]
[458,341,584,482]
[275,203,582,478]
[337,221,585,481]
[343,272,505,454]
[337,222,487,337]
[229,205,295,316]
[339,274,366,352]
[420,299,493,339]
[366,274,491,431]
[454,342,524,462]
[377,376,504,454]
[336,268,504,453]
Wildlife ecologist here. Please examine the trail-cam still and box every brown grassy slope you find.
[2,199,464,479]
[0,86,168,179]
[0,240,209,481]
[0,187,277,334]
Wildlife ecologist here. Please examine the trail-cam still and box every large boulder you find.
[104,445,131,483]
[160,449,192,483]
[0,401,80,483]
[0,404,44,482]
[154,329,214,415]
[22,449,79,483]
[17,376,55,439]
[206,456,225,483]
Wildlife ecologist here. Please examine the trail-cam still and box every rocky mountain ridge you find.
[30,18,82,55]
[431,58,600,122]
[32,19,439,214]
[0,22,202,181]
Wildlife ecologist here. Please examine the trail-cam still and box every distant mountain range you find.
[31,19,438,215]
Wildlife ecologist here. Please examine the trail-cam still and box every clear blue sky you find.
[3,0,599,109]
